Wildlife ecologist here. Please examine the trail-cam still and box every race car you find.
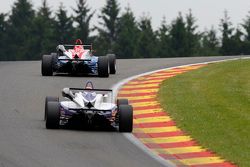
[41,39,116,77]
[44,81,133,132]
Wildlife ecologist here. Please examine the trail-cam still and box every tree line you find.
[1,0,250,61]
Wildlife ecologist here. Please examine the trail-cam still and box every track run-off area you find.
[0,56,244,167]
[117,62,239,167]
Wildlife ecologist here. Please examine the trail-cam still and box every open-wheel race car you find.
[41,39,116,77]
[44,81,133,132]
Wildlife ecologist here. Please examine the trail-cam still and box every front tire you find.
[46,101,60,129]
[98,56,109,77]
[107,54,116,74]
[42,55,54,76]
[119,105,133,132]
[45,96,59,121]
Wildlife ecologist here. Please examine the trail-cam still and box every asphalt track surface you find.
[0,56,240,167]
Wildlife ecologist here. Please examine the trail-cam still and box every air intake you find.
[86,102,93,109]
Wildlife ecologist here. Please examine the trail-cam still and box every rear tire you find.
[119,105,133,132]
[51,53,58,63]
[107,54,116,74]
[42,55,54,76]
[46,101,60,129]
[98,56,109,77]
[45,96,59,121]
[117,99,129,106]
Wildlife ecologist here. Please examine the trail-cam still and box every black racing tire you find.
[45,96,59,121]
[117,99,129,106]
[107,54,116,74]
[119,105,133,132]
[98,56,109,77]
[42,55,54,76]
[51,52,57,56]
[46,101,60,129]
[51,53,58,63]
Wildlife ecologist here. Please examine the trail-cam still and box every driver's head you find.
[75,39,83,44]
[85,81,94,89]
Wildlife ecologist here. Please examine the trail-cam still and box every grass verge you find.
[158,59,250,166]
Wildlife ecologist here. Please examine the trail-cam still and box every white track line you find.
[111,56,249,167]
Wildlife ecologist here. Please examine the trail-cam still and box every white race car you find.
[44,81,133,132]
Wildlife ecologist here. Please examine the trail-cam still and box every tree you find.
[0,13,7,60]
[242,11,250,41]
[134,15,156,58]
[156,17,172,57]
[55,3,74,43]
[114,7,139,58]
[185,9,201,56]
[97,0,120,53]
[220,10,234,55]
[241,11,250,54]
[6,0,35,60]
[73,0,95,42]
[200,27,220,56]
[31,0,56,59]
[169,12,187,57]
[230,28,244,55]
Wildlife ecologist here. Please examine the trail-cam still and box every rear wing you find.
[58,59,91,61]
[69,88,113,102]
[62,44,93,51]
[69,88,113,95]
[62,87,113,103]
[69,88,112,92]
[67,108,112,112]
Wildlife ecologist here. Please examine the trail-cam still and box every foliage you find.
[241,12,250,54]
[114,7,139,58]
[220,10,234,55]
[73,0,94,43]
[4,0,35,60]
[0,13,7,60]
[169,13,187,57]
[200,27,220,56]
[185,9,201,56]
[0,0,250,60]
[55,3,74,43]
[96,0,120,54]
[31,0,56,59]
[156,17,172,57]
[134,15,156,58]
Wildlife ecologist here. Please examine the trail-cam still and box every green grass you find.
[158,59,250,167]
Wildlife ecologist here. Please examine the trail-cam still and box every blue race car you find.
[41,39,116,77]
[44,81,133,132]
